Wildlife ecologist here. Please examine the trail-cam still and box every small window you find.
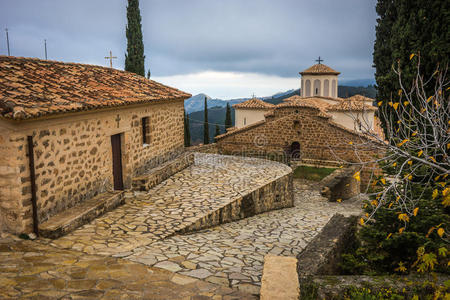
[142,117,150,145]
[315,88,319,95]
[244,117,247,126]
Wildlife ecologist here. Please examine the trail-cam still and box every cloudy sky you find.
[0,0,378,99]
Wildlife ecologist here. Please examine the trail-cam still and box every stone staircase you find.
[39,191,124,239]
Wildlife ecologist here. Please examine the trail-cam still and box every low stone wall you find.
[297,214,357,276]
[177,171,293,234]
[320,167,360,202]
[186,143,219,154]
[132,152,195,191]
[260,255,300,300]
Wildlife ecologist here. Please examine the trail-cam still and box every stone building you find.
[216,62,382,186]
[233,98,275,129]
[0,56,190,234]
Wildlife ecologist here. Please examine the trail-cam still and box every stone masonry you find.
[0,100,185,234]
[216,106,381,187]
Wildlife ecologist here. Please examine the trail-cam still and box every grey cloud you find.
[0,0,377,81]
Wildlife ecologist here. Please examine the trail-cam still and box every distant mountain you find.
[185,94,247,114]
[340,79,376,87]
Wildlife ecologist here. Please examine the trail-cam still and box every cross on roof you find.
[315,56,323,64]
[105,51,117,69]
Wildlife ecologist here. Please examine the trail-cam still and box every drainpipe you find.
[27,136,39,236]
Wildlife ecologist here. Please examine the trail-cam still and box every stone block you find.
[260,255,299,300]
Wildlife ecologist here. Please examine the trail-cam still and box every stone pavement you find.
[0,237,255,299]
[44,154,291,256]
[125,179,362,294]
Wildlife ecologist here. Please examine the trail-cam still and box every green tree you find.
[373,0,450,131]
[125,0,145,76]
[184,111,190,147]
[203,97,209,144]
[147,69,151,79]
[225,102,232,130]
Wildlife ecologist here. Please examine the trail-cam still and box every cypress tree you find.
[184,111,191,147]
[215,124,220,138]
[373,0,449,130]
[147,69,151,79]
[225,103,232,130]
[203,97,209,144]
[125,0,146,76]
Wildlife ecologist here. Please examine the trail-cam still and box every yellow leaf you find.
[408,160,413,166]
[393,102,399,110]
[435,175,440,181]
[409,53,415,60]
[432,189,439,199]
[427,227,435,237]
[378,101,383,106]
[399,227,405,234]
[397,139,409,147]
[437,228,444,238]
[442,194,450,207]
[398,214,410,222]
[439,182,447,187]
[353,171,361,182]
[388,202,394,208]
[418,150,423,157]
[359,218,365,225]
[388,101,393,107]
[427,96,433,103]
[337,198,342,203]
[412,131,418,136]
[387,233,392,239]
[404,101,409,106]
[396,195,401,201]
[443,188,449,196]
[413,207,419,216]
[393,162,397,167]
[365,213,369,217]
[408,175,413,180]
[381,178,386,185]
[371,200,379,206]
[447,143,450,150]
[398,89,403,96]
[429,156,436,163]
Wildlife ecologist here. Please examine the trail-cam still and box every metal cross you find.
[115,114,121,128]
[315,56,323,64]
[105,51,117,68]
[252,93,256,98]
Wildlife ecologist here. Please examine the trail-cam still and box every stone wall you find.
[177,171,293,234]
[320,167,360,202]
[0,100,185,234]
[132,152,195,191]
[186,143,219,154]
[216,107,381,187]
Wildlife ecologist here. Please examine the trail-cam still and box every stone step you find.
[39,191,125,239]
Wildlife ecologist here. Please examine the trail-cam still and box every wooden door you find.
[111,134,124,190]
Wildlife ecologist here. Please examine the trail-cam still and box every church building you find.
[216,61,382,186]
[0,56,190,234]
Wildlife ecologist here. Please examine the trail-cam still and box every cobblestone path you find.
[46,154,291,256]
[0,238,255,299]
[126,180,362,293]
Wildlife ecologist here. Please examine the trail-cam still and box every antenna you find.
[5,28,10,56]
[44,39,47,60]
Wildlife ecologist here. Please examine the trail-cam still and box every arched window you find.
[314,79,321,96]
[301,79,304,96]
[324,79,329,97]
[244,117,246,126]
[332,79,337,97]
[305,80,311,97]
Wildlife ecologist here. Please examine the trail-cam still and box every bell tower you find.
[300,58,340,98]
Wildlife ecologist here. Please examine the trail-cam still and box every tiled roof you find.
[278,96,332,111]
[328,99,377,112]
[233,98,275,109]
[0,56,191,120]
[346,94,374,102]
[300,63,340,75]
[280,95,376,112]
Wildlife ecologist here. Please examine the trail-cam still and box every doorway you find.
[290,141,301,160]
[111,134,124,190]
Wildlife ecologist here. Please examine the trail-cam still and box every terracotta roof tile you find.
[346,94,375,102]
[0,56,191,120]
[300,63,340,75]
[328,99,377,112]
[233,98,275,109]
